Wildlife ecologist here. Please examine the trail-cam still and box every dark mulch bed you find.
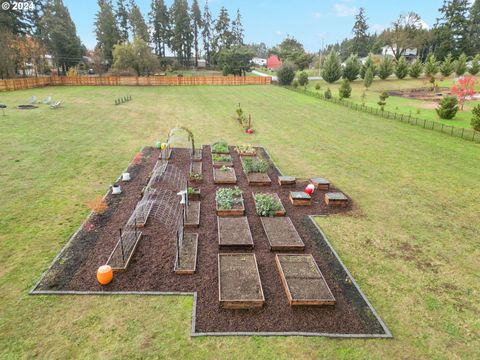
[34,145,387,336]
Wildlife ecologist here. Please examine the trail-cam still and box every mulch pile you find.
[35,146,386,335]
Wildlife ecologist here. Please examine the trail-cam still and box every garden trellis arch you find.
[167,127,196,155]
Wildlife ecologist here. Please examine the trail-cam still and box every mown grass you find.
[306,76,480,129]
[0,85,479,359]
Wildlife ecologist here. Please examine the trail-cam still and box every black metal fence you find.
[288,87,480,143]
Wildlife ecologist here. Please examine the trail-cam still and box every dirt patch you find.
[218,216,253,248]
[261,217,305,250]
[388,87,450,102]
[175,233,198,274]
[213,167,237,184]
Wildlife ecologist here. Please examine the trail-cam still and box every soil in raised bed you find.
[218,253,264,307]
[176,233,198,274]
[34,146,386,336]
[213,167,237,184]
[276,254,335,305]
[217,216,253,248]
[185,201,200,228]
[261,217,304,251]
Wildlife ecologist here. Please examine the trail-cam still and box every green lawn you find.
[0,85,479,359]
[306,77,480,129]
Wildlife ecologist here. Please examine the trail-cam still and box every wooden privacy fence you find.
[0,75,272,91]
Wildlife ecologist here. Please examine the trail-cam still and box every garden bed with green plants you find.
[241,157,271,185]
[213,165,237,184]
[211,141,230,155]
[212,153,233,168]
[215,187,245,216]
[235,144,257,156]
[252,192,286,217]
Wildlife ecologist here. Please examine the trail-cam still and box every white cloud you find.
[275,30,283,36]
[371,24,386,33]
[333,3,357,17]
[312,11,322,19]
[419,19,430,30]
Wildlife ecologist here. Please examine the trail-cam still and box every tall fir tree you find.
[116,0,130,42]
[170,0,193,65]
[202,0,213,64]
[231,9,244,46]
[40,0,83,73]
[212,6,233,55]
[95,0,121,64]
[190,0,202,67]
[351,8,369,57]
[434,0,471,58]
[129,0,149,42]
[470,0,480,54]
[149,0,170,56]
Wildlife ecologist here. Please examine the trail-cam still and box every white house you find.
[381,45,417,59]
[251,57,267,66]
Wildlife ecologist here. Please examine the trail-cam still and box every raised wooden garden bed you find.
[189,161,203,182]
[246,172,271,186]
[216,189,245,216]
[191,148,202,162]
[218,253,265,309]
[235,145,257,157]
[289,191,312,206]
[185,201,200,229]
[325,192,348,207]
[278,175,296,186]
[275,254,335,306]
[107,232,143,272]
[310,177,330,190]
[212,154,233,168]
[174,233,198,274]
[217,216,253,249]
[261,217,305,251]
[252,192,286,217]
[213,167,237,184]
[211,142,230,155]
[188,188,201,201]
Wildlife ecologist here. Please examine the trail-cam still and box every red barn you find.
[267,55,282,70]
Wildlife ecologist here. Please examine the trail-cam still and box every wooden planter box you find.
[213,167,237,184]
[189,162,203,183]
[185,201,200,229]
[261,217,305,251]
[216,194,245,216]
[310,177,330,190]
[236,148,257,157]
[252,192,286,217]
[278,175,296,186]
[218,253,265,309]
[188,188,201,201]
[212,154,233,168]
[275,254,336,306]
[217,216,254,249]
[191,149,202,162]
[325,192,348,207]
[211,144,230,155]
[289,191,312,206]
[174,233,198,275]
[245,172,271,186]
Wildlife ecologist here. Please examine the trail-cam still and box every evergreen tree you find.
[394,56,409,79]
[455,52,467,75]
[440,52,455,76]
[190,0,202,66]
[351,8,369,57]
[212,6,233,54]
[40,0,83,73]
[321,50,342,83]
[170,0,192,65]
[342,54,360,81]
[409,58,423,78]
[424,53,439,79]
[470,0,480,54]
[471,104,480,131]
[149,0,170,57]
[112,38,158,75]
[116,0,130,42]
[231,9,244,46]
[339,79,352,99]
[202,0,213,64]
[95,0,120,64]
[378,56,394,80]
[434,0,471,58]
[129,0,149,42]
[468,54,480,75]
[364,67,374,89]
[360,53,376,79]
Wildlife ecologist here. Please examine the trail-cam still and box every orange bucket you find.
[96,265,113,285]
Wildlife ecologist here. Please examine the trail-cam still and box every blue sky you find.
[65,0,444,52]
